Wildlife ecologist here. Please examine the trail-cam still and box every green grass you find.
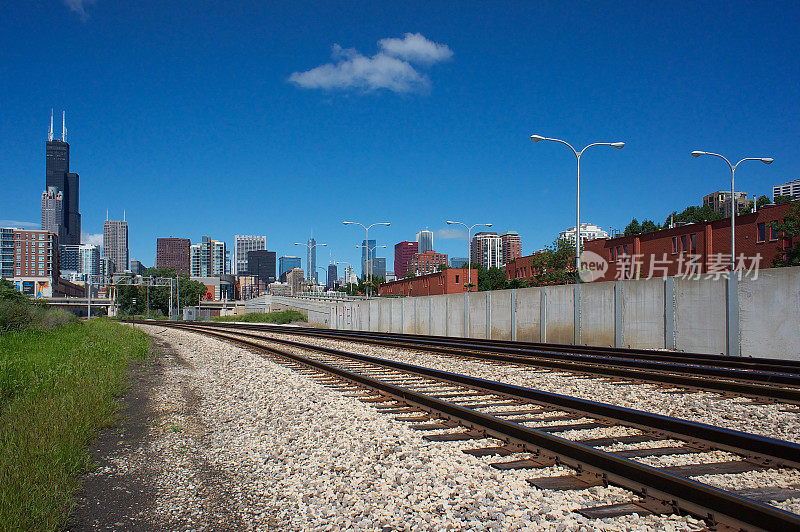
[0,318,149,531]
[211,309,307,324]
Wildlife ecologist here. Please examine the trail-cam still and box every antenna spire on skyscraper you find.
[61,110,67,142]
[48,109,53,141]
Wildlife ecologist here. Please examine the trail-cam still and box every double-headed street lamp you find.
[343,220,390,298]
[445,220,492,291]
[690,151,773,271]
[293,241,327,285]
[530,135,625,282]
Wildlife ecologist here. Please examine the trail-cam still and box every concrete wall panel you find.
[546,285,574,344]
[739,268,800,359]
[674,278,726,354]
[489,290,513,340]
[467,292,487,338]
[430,295,448,336]
[579,283,615,347]
[446,293,465,338]
[402,298,416,335]
[416,297,431,335]
[620,278,664,349]
[515,287,542,342]
[390,298,403,333]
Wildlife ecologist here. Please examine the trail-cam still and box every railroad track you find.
[171,320,800,406]
[159,321,800,531]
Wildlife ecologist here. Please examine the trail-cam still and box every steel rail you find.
[203,322,800,373]
[165,321,800,532]
[185,321,800,377]
[166,321,800,467]
[170,321,800,404]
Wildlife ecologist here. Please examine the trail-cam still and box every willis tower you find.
[44,110,80,245]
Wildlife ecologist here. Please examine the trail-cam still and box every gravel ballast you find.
[119,325,707,531]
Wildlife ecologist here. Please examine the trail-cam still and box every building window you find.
[610,248,616,261]
[757,223,766,243]
[680,235,687,253]
[455,275,459,283]
[672,237,678,253]
[770,222,779,241]
[690,234,696,253]
[616,246,621,257]
[623,244,628,255]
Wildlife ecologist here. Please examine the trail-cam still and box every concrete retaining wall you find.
[273,266,800,359]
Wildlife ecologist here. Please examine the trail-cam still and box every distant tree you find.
[664,204,722,227]
[403,272,415,279]
[623,218,642,236]
[756,195,771,209]
[773,200,800,267]
[436,264,449,271]
[526,238,576,286]
[640,219,660,233]
[775,194,793,205]
[477,266,507,291]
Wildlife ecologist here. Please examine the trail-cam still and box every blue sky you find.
[2,1,799,275]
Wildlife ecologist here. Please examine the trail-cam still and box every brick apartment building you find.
[408,250,448,276]
[583,202,795,281]
[156,237,191,273]
[4,229,59,297]
[500,231,522,265]
[394,240,418,278]
[378,268,476,296]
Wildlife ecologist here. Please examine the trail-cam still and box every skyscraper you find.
[60,244,100,281]
[41,187,65,243]
[394,241,418,278]
[190,244,201,277]
[279,256,301,282]
[370,257,386,281]
[156,237,191,273]
[361,239,376,278]
[416,229,433,253]
[327,263,338,288]
[44,110,81,245]
[307,237,317,283]
[234,235,267,275]
[500,231,522,266]
[246,250,276,284]
[103,215,129,273]
[199,236,227,276]
[471,231,501,269]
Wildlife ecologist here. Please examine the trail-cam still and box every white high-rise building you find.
[233,235,266,275]
[773,179,800,201]
[190,243,201,277]
[471,232,502,269]
[416,229,433,253]
[558,223,609,250]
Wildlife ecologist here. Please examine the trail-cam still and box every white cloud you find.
[82,232,103,247]
[63,0,97,21]
[435,228,468,241]
[288,34,452,94]
[378,33,453,64]
[0,220,38,228]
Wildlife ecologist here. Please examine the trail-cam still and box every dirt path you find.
[68,329,245,531]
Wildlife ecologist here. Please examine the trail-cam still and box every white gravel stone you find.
[132,325,707,530]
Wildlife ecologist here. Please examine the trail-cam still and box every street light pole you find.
[530,135,625,282]
[356,244,386,297]
[445,220,492,291]
[343,221,390,298]
[691,151,773,271]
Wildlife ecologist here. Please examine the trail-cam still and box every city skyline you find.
[2,3,798,275]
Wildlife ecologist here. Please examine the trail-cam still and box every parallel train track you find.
[155,321,800,531]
